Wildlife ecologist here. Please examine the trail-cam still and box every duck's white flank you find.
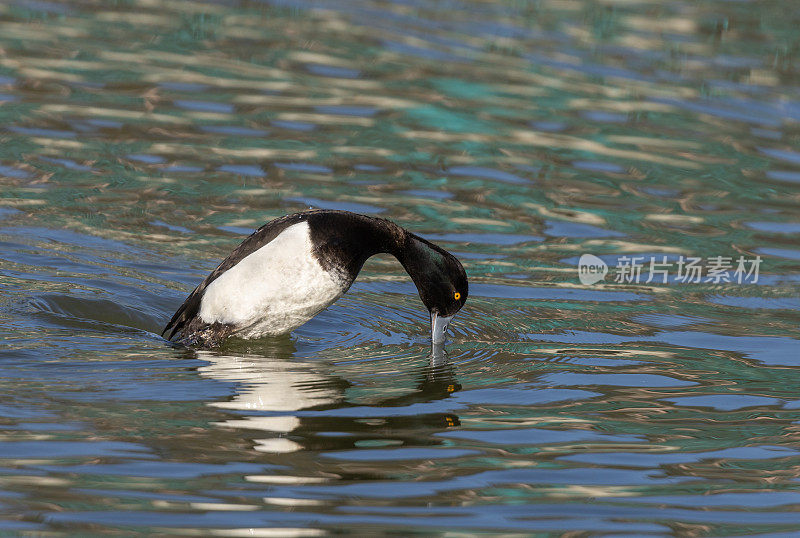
[197,221,347,338]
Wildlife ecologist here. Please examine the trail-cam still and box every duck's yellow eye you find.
[454,292,461,301]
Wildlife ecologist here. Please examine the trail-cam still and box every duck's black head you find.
[400,234,468,342]
[412,240,468,316]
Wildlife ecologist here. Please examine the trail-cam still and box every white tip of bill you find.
[431,312,454,345]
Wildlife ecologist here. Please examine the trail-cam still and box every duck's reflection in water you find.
[195,342,461,455]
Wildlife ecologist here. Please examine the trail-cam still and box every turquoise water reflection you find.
[1,0,799,534]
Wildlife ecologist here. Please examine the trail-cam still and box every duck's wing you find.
[162,212,310,341]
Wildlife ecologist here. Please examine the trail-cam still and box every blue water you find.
[0,0,799,534]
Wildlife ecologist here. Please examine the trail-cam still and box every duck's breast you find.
[197,221,347,336]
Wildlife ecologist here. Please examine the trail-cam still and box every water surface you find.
[1,0,799,534]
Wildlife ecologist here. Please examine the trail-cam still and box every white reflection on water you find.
[197,342,457,455]
[198,350,342,452]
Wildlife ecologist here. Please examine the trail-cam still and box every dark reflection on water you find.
[1,0,799,534]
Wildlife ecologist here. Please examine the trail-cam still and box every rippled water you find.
[1,0,799,534]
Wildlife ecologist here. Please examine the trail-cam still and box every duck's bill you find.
[431,312,454,345]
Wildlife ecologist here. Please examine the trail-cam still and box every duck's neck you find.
[394,233,450,293]
[308,212,409,281]
[307,211,447,286]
